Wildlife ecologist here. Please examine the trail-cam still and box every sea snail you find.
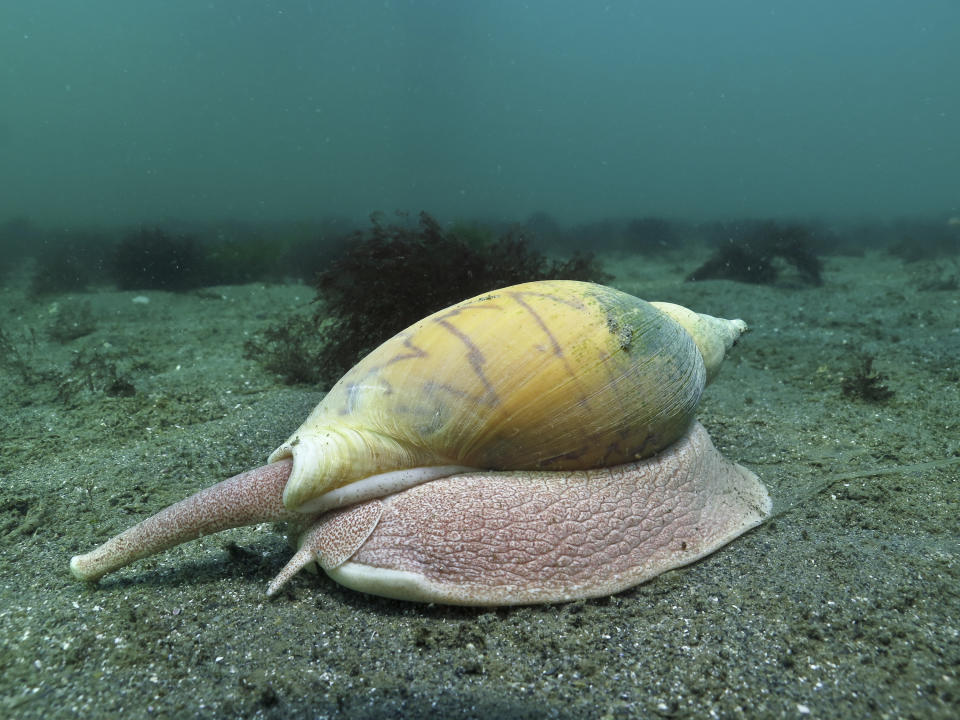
[70,280,771,606]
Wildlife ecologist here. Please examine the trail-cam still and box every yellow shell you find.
[269,280,746,511]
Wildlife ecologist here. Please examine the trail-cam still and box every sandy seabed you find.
[1,249,958,719]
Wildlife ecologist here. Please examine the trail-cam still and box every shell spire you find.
[649,302,747,384]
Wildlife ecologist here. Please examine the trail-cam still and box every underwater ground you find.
[1,247,958,719]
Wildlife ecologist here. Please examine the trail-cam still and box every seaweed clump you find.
[55,348,136,407]
[887,219,960,262]
[111,228,207,291]
[0,216,43,279]
[30,240,95,295]
[248,211,611,386]
[842,354,894,402]
[0,326,51,386]
[688,221,823,286]
[623,216,682,255]
[0,323,135,406]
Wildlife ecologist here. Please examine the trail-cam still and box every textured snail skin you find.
[70,280,762,604]
[71,423,770,604]
[275,421,770,604]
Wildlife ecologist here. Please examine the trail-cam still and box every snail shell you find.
[269,280,746,513]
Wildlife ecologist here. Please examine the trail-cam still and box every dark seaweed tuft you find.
[688,220,823,286]
[842,354,894,402]
[111,228,208,291]
[247,211,611,387]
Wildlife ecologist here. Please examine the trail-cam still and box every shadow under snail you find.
[70,280,770,606]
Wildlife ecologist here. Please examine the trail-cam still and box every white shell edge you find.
[295,464,478,514]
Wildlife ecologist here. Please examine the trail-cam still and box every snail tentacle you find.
[70,461,298,583]
[266,501,384,597]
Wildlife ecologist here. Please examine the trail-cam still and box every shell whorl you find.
[649,302,747,384]
[269,281,745,511]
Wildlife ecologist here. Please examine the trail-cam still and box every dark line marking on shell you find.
[336,334,431,414]
[507,289,600,413]
[508,292,566,358]
[385,334,432,371]
[419,302,509,409]
[435,317,501,408]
